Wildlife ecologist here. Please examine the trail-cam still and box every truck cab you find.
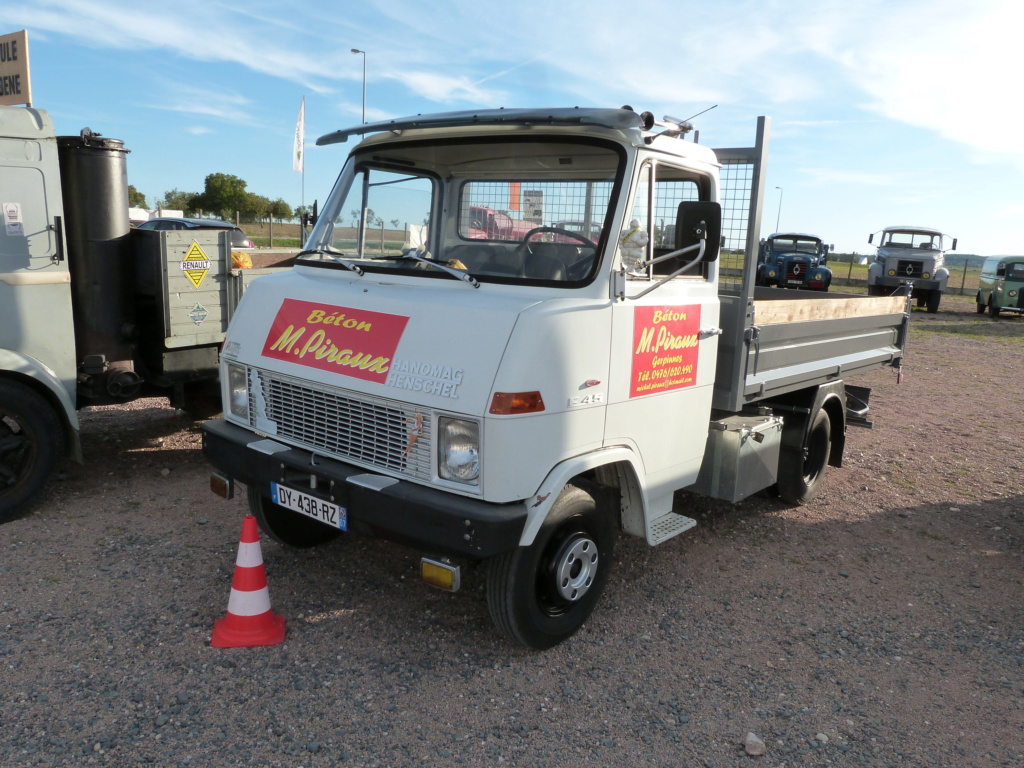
[977,255,1024,318]
[867,225,955,313]
[202,108,909,649]
[756,232,832,291]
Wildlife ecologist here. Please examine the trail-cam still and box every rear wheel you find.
[486,484,614,649]
[0,380,64,523]
[777,408,831,505]
[248,485,342,548]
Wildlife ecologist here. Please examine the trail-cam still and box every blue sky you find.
[8,0,1021,256]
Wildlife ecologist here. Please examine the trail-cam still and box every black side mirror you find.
[675,201,721,263]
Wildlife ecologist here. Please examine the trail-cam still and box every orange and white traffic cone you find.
[211,515,286,648]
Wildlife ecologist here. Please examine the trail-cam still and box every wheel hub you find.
[553,534,598,602]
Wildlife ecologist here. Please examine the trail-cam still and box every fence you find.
[828,256,982,295]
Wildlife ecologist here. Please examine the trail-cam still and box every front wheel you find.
[988,299,1001,319]
[976,294,986,314]
[0,380,65,523]
[248,485,342,548]
[486,484,614,649]
[926,291,941,314]
[776,408,831,505]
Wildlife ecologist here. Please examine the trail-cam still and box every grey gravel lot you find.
[2,295,1022,767]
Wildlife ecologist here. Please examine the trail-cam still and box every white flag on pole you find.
[293,97,305,173]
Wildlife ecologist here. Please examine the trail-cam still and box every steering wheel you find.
[516,226,598,280]
[517,226,596,254]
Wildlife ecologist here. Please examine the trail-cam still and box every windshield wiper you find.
[296,245,364,276]
[400,248,479,288]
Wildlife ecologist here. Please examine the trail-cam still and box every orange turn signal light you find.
[489,391,545,415]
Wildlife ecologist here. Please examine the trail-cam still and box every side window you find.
[623,162,705,279]
[330,167,434,257]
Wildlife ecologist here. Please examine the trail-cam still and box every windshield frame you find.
[301,134,628,289]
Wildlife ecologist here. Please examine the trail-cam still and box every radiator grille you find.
[785,262,807,280]
[247,367,433,481]
[895,259,925,278]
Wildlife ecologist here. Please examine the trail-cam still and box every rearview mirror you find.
[675,201,721,263]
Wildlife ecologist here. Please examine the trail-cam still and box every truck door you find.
[605,161,721,495]
[0,108,77,398]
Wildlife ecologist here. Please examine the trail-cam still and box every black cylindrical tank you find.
[56,129,140,400]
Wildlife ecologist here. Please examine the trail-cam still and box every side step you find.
[647,512,697,546]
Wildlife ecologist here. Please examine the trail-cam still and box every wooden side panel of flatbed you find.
[712,290,909,412]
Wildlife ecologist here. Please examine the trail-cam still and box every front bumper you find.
[874,275,942,291]
[202,419,527,559]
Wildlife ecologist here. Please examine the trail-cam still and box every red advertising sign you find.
[630,305,701,398]
[261,299,409,383]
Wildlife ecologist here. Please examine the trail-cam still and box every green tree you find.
[158,188,197,213]
[271,199,293,222]
[243,192,272,223]
[193,173,249,219]
[127,185,148,208]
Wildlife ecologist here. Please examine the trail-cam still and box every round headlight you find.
[438,418,480,484]
[1010,290,1018,297]
[767,269,776,278]
[227,363,249,420]
[888,269,896,276]
[922,272,931,279]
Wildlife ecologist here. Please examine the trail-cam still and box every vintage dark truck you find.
[755,232,833,291]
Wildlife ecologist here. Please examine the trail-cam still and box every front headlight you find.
[922,272,931,279]
[767,269,776,278]
[887,269,896,276]
[227,363,249,421]
[438,417,480,485]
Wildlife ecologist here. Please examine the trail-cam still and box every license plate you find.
[271,482,347,530]
[787,279,803,285]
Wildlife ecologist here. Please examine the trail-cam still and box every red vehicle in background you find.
[466,205,537,241]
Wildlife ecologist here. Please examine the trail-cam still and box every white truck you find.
[867,225,957,313]
[201,107,910,649]
[0,106,291,521]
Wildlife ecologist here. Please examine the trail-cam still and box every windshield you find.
[771,236,820,254]
[303,137,623,284]
[1006,262,1024,279]
[882,230,938,249]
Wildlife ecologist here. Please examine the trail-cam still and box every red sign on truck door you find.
[630,305,701,398]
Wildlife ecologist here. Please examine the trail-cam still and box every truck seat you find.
[524,244,566,280]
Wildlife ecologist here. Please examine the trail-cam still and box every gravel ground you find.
[2,294,1022,767]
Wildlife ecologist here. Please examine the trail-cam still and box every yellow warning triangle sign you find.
[183,269,209,289]
[184,241,207,261]
[180,240,211,289]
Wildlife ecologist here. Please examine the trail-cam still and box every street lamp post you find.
[351,49,366,124]
[775,186,783,232]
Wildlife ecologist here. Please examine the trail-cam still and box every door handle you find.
[698,327,722,340]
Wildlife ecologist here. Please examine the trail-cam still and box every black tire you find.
[247,485,342,548]
[777,408,831,505]
[988,299,1000,319]
[867,284,882,296]
[926,291,941,314]
[976,294,986,314]
[0,380,64,523]
[178,380,223,420]
[486,484,614,649]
